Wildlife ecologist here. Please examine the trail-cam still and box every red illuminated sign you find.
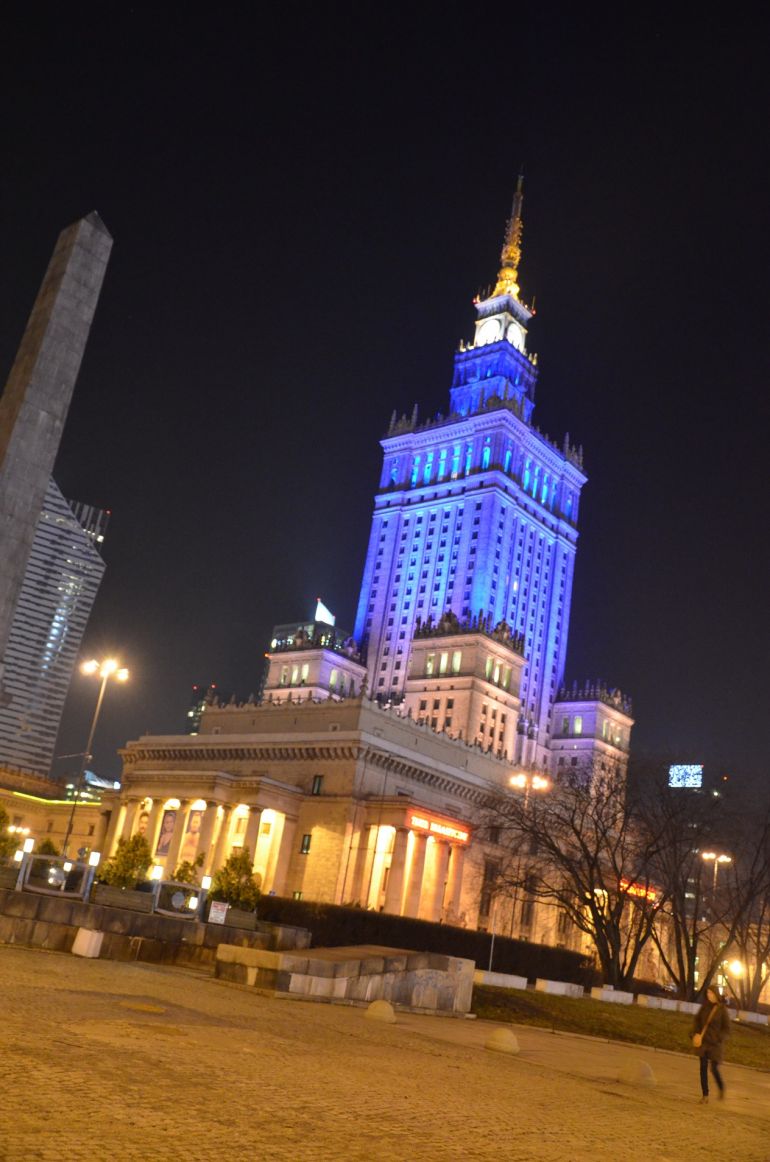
[620,878,657,902]
[409,813,470,844]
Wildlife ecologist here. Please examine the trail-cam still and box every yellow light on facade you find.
[235,803,250,816]
[190,799,207,811]
[165,798,180,810]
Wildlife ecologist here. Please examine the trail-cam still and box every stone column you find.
[121,798,143,840]
[93,809,112,855]
[163,800,189,871]
[144,799,165,858]
[196,802,219,874]
[383,826,410,916]
[243,806,263,865]
[101,801,127,858]
[270,817,298,896]
[426,840,451,922]
[403,833,428,918]
[210,804,234,872]
[445,844,466,921]
[349,825,376,906]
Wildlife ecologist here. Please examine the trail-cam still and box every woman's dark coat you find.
[692,1000,730,1063]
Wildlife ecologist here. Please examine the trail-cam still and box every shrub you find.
[37,837,60,856]
[209,847,260,911]
[0,806,16,861]
[100,835,153,889]
[172,853,204,885]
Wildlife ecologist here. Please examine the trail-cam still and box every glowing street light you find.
[701,850,732,892]
[509,770,550,808]
[62,657,130,856]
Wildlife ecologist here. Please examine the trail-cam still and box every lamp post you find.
[701,850,732,892]
[62,657,129,856]
[506,770,551,941]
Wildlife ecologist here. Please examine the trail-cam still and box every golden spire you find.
[492,173,524,299]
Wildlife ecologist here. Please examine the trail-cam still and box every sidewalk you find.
[1,946,768,1162]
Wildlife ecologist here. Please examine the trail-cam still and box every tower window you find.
[300,834,312,854]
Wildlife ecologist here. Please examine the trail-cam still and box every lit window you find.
[300,834,312,854]
[312,775,324,795]
[439,652,449,674]
[426,653,435,675]
[452,650,462,673]
[573,716,583,736]
[329,669,338,687]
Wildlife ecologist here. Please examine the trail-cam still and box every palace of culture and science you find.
[108,187,634,942]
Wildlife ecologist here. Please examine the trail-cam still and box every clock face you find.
[507,323,524,350]
[477,318,500,346]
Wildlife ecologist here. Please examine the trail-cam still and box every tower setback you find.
[353,185,586,765]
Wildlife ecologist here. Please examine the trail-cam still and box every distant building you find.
[109,190,634,949]
[0,479,106,776]
[186,684,220,734]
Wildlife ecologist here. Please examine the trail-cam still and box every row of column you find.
[102,798,278,882]
[347,826,465,922]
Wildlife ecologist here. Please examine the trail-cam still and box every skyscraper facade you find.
[354,183,586,765]
[0,480,107,776]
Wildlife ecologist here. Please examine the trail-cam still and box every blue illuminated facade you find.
[354,187,587,765]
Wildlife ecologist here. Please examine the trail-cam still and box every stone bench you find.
[738,1010,769,1026]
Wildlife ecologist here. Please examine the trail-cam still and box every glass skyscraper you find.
[0,479,107,776]
[354,183,587,765]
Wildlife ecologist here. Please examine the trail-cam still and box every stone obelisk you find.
[0,212,113,694]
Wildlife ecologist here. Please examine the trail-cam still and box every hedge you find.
[257,896,596,986]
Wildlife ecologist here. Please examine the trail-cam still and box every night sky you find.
[1,9,768,787]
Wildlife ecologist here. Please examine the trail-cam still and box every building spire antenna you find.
[493,170,525,300]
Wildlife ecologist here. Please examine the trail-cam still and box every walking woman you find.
[692,987,730,1102]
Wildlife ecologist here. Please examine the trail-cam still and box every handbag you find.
[692,1002,718,1049]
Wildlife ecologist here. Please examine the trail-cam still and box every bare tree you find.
[648,791,766,1001]
[484,767,671,989]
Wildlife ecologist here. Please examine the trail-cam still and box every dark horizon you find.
[1,8,768,790]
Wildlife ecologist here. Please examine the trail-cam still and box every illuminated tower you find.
[0,480,107,776]
[353,182,587,765]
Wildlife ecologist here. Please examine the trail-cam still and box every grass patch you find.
[472,985,770,1070]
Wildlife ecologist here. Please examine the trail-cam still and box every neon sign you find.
[410,813,470,843]
[620,878,658,902]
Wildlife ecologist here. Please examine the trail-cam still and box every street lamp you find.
[62,657,129,856]
[509,771,550,808]
[504,771,551,946]
[701,850,732,892]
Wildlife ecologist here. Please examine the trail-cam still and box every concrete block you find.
[486,1027,519,1054]
[474,970,528,991]
[677,1001,699,1015]
[738,1010,768,1025]
[71,928,104,958]
[536,978,584,998]
[658,997,678,1011]
[636,994,662,1009]
[591,987,633,1005]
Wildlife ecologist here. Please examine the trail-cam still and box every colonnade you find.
[346,823,466,922]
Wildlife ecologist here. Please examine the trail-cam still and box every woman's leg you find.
[710,1059,724,1094]
[699,1055,709,1097]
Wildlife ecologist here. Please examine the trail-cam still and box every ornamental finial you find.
[492,171,524,299]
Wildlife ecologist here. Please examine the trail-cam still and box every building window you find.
[293,891,303,900]
[300,834,312,854]
[439,651,449,674]
[452,650,462,673]
[426,653,436,675]
[311,775,324,795]
[573,716,583,736]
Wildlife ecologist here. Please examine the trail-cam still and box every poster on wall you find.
[179,809,203,863]
[155,810,177,857]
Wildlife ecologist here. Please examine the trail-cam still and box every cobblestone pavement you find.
[1,946,768,1162]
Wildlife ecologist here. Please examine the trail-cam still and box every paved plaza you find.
[1,946,768,1161]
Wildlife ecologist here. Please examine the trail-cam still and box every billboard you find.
[668,764,703,789]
